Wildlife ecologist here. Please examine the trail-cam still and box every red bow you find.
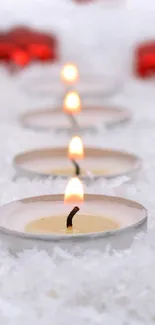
[0,26,58,69]
[135,41,155,78]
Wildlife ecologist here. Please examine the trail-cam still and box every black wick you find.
[71,160,80,176]
[66,206,80,228]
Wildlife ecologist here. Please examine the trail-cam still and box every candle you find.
[64,177,84,203]
[25,177,119,234]
[13,147,141,179]
[0,192,147,253]
[63,91,81,114]
[68,136,84,176]
[68,136,84,160]
[63,91,81,131]
[60,63,79,85]
[21,106,131,132]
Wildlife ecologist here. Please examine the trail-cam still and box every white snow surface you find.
[0,1,155,324]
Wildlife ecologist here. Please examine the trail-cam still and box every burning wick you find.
[66,206,80,228]
[64,177,84,230]
[63,91,81,131]
[68,136,84,176]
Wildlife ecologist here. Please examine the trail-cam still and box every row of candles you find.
[20,63,145,237]
[29,62,119,235]
[0,61,146,250]
[60,64,86,232]
[26,63,116,235]
[62,64,81,132]
[10,62,89,235]
[22,62,147,239]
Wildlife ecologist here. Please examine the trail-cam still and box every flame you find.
[68,136,84,160]
[63,91,81,113]
[61,64,79,84]
[64,177,84,204]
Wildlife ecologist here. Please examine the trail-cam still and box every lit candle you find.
[64,177,84,233]
[25,177,119,234]
[68,136,84,160]
[64,177,84,204]
[61,63,79,85]
[63,91,81,131]
[68,136,84,176]
[63,91,81,114]
[15,145,121,177]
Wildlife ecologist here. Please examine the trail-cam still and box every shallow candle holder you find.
[15,63,123,100]
[0,194,147,254]
[20,106,131,134]
[13,147,141,181]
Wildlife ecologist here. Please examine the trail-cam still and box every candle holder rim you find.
[0,194,147,242]
[13,147,141,180]
[21,106,131,118]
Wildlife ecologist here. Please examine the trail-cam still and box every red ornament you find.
[0,32,14,61]
[135,41,155,78]
[28,43,57,61]
[7,27,34,47]
[0,42,13,60]
[11,49,30,67]
[0,26,59,70]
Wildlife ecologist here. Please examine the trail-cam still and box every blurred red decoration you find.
[28,44,56,61]
[135,41,155,78]
[0,33,15,61]
[11,49,30,67]
[0,26,58,70]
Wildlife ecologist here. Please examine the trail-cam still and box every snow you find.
[0,1,154,324]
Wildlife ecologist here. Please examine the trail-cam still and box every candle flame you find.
[61,63,79,84]
[64,177,84,204]
[68,136,84,160]
[63,91,81,114]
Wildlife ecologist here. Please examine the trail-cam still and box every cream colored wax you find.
[47,168,109,176]
[25,214,119,234]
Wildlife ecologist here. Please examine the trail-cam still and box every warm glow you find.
[68,136,84,160]
[63,91,81,113]
[61,64,79,84]
[64,177,84,204]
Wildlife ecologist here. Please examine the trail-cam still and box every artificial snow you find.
[0,1,154,324]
